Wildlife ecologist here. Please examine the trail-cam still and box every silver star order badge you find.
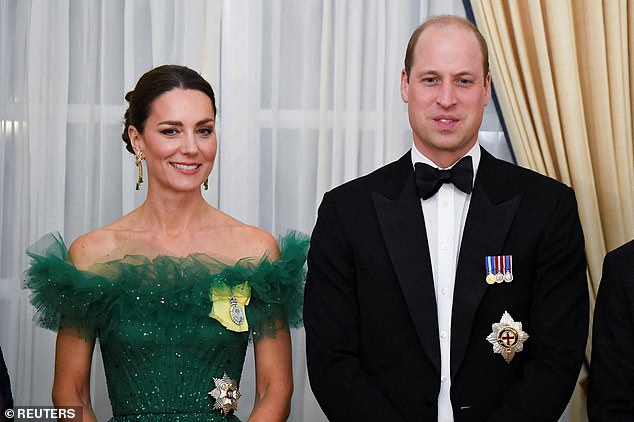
[209,372,241,415]
[486,311,529,363]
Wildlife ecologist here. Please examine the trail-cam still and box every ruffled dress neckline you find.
[23,231,309,421]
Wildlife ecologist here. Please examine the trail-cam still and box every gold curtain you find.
[470,1,634,420]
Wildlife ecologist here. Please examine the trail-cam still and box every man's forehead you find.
[417,23,479,46]
[413,25,483,66]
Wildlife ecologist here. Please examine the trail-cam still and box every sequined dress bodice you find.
[24,232,309,421]
[96,277,248,421]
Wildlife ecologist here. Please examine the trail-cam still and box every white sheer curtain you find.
[221,1,488,420]
[1,1,509,421]
[0,1,222,419]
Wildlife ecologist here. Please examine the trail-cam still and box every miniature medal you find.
[495,256,504,283]
[209,372,241,415]
[486,255,514,285]
[485,256,496,284]
[503,255,513,282]
[486,311,528,363]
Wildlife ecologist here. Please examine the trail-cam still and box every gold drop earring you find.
[135,151,144,190]
[202,178,209,190]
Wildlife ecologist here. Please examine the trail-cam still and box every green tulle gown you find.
[24,232,309,421]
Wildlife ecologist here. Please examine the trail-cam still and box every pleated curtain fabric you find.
[469,0,634,299]
[467,2,634,419]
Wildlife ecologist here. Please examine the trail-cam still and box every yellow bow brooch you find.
[209,282,251,332]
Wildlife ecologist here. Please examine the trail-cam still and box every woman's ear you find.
[128,125,142,153]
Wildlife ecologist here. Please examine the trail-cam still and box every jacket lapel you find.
[450,148,521,378]
[372,154,441,373]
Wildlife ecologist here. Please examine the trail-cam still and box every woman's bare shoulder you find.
[67,216,137,269]
[233,225,280,260]
[209,211,280,261]
[68,229,118,270]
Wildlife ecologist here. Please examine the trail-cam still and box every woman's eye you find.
[161,128,178,136]
[198,127,213,136]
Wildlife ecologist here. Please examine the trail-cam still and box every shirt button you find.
[440,331,447,338]
[441,244,449,251]
[441,376,448,382]
[441,288,448,295]
[442,200,448,207]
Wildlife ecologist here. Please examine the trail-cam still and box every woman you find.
[24,65,308,421]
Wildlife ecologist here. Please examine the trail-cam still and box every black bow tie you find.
[415,156,473,199]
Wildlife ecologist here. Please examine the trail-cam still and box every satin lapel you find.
[450,149,521,378]
[372,166,441,373]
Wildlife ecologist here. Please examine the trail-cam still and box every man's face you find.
[400,24,491,168]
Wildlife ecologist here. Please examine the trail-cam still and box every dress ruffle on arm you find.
[23,232,111,340]
[247,231,309,339]
[207,231,310,340]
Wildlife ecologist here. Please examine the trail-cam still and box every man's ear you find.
[484,72,492,106]
[400,69,410,103]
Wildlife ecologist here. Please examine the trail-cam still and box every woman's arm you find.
[52,327,97,421]
[49,234,101,421]
[232,226,292,421]
[248,326,293,422]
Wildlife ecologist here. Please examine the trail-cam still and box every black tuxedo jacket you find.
[588,239,634,421]
[304,148,588,422]
[0,346,12,418]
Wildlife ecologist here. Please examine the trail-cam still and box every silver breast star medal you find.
[486,311,529,363]
[209,372,241,415]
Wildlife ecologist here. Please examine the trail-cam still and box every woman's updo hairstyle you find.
[121,64,216,154]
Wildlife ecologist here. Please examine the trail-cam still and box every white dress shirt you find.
[411,143,481,422]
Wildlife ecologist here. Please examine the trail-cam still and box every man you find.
[304,15,588,421]
[588,239,634,421]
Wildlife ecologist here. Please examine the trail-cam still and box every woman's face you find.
[130,88,217,193]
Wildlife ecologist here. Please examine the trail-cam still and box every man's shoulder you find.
[605,239,634,267]
[482,152,574,199]
[598,239,634,300]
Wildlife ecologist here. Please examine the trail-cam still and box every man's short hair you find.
[404,15,489,81]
